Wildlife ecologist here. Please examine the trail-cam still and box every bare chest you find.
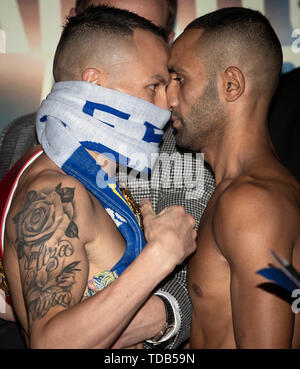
[188,200,231,307]
[187,191,235,347]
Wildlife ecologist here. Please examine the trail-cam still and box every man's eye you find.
[174,76,184,85]
[148,84,159,92]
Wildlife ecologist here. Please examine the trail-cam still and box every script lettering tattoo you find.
[14,183,81,322]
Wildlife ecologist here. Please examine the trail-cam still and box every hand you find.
[140,199,197,272]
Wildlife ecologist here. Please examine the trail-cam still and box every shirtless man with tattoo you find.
[167,8,300,348]
[1,7,196,348]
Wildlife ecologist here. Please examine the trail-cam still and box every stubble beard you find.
[175,75,226,154]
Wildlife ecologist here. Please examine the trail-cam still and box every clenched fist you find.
[140,199,197,274]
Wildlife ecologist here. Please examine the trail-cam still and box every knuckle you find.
[188,215,196,226]
[171,205,185,214]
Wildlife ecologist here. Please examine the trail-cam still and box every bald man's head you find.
[185,7,283,100]
[53,5,167,82]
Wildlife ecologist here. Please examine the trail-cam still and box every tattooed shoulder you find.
[13,183,82,322]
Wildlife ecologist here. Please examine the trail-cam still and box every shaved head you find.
[53,5,167,82]
[53,27,133,82]
[185,7,283,100]
[167,7,283,153]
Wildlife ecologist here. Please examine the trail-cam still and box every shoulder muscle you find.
[213,181,294,266]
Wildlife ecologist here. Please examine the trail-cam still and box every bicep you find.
[14,181,90,330]
[19,239,88,326]
[230,255,294,348]
[214,187,294,348]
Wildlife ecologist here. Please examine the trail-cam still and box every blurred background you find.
[0,0,299,134]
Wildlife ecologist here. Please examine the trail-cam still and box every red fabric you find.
[0,148,43,304]
[0,148,43,259]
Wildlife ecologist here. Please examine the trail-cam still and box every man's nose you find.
[155,86,169,111]
[166,81,179,110]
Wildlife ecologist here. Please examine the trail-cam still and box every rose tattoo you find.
[14,183,78,259]
[13,183,81,322]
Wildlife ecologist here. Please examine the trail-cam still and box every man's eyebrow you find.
[168,66,186,74]
[152,74,168,85]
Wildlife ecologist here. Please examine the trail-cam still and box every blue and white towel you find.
[36,81,171,294]
[37,81,170,174]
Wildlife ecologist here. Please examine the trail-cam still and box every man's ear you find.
[222,66,245,102]
[82,68,103,85]
[68,8,77,18]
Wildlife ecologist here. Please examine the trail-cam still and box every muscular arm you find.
[111,295,166,348]
[213,183,295,348]
[100,264,191,349]
[5,178,196,349]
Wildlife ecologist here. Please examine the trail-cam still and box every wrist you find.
[145,240,176,276]
[148,295,176,344]
[147,295,167,340]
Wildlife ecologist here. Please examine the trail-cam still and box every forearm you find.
[112,295,166,348]
[31,244,172,349]
[111,263,191,349]
[26,198,196,348]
